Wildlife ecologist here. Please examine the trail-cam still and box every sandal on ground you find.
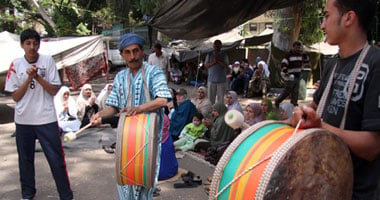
[181,171,195,180]
[181,171,202,185]
[192,176,202,185]
[173,181,199,188]
[103,145,115,154]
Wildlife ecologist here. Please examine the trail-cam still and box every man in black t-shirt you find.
[286,0,380,199]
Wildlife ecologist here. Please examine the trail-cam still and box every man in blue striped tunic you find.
[91,33,171,199]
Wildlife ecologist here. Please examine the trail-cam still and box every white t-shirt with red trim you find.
[5,54,61,125]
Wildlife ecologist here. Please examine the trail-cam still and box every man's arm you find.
[286,104,380,161]
[34,74,60,96]
[120,97,168,116]
[90,106,118,126]
[322,122,380,161]
[204,53,216,68]
[11,66,39,102]
[215,59,228,69]
[12,75,34,102]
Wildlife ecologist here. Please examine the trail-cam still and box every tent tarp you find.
[168,27,244,62]
[0,31,24,75]
[149,0,305,40]
[40,35,105,69]
[0,31,104,74]
[244,28,273,47]
[308,42,339,55]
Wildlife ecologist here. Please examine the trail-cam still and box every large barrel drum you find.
[209,120,353,200]
[115,112,158,188]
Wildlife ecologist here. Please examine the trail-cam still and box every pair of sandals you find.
[173,171,202,188]
[102,142,116,154]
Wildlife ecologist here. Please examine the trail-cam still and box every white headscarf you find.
[97,83,113,110]
[76,84,99,120]
[54,86,78,120]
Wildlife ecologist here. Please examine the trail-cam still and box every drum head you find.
[259,129,353,200]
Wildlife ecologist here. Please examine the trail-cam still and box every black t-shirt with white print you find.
[314,46,380,199]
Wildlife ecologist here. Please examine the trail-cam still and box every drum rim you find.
[115,112,158,188]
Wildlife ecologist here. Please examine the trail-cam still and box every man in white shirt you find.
[5,28,73,200]
[148,43,170,80]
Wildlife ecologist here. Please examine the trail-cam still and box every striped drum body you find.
[209,121,353,200]
[116,112,158,188]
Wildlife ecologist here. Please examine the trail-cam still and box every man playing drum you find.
[91,33,171,199]
[287,0,380,199]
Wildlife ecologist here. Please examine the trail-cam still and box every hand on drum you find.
[291,106,322,129]
[120,106,141,116]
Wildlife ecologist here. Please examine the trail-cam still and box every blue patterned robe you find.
[106,62,171,200]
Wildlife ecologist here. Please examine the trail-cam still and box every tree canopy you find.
[0,0,154,36]
[1,0,379,44]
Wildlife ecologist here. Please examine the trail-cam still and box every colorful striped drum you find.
[209,120,353,200]
[115,112,158,188]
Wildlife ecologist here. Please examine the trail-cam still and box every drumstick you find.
[224,110,250,129]
[241,122,250,129]
[64,123,92,142]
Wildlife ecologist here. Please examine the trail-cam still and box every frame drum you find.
[115,112,158,188]
[209,120,353,200]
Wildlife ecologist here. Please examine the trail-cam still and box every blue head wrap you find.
[118,33,145,51]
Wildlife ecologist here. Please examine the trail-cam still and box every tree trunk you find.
[108,0,130,34]
[269,5,303,88]
[273,5,302,51]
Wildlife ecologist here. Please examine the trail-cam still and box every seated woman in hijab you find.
[261,98,280,120]
[225,90,243,114]
[76,83,99,128]
[54,86,81,133]
[97,83,113,111]
[279,102,294,120]
[244,103,266,126]
[97,83,119,128]
[168,88,197,141]
[194,103,235,165]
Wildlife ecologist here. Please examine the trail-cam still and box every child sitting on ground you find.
[174,113,207,152]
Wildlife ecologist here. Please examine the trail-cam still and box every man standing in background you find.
[204,40,229,104]
[148,43,170,81]
[275,41,309,107]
